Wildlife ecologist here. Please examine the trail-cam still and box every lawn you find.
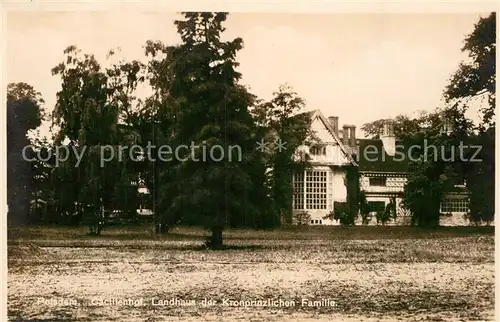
[7,225,495,321]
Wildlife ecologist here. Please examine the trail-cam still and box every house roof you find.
[301,109,358,166]
[355,139,410,173]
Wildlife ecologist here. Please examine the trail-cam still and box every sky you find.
[6,11,488,138]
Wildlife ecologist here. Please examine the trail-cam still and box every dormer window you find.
[310,145,326,156]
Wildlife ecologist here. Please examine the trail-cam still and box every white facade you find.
[292,167,347,225]
[359,175,407,194]
[291,110,354,225]
[359,172,472,225]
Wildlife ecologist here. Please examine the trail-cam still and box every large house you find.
[291,109,471,226]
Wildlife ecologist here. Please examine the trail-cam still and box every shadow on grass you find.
[8,225,494,243]
[8,240,266,252]
[80,232,203,240]
[192,244,265,251]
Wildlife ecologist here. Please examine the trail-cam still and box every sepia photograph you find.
[4,4,496,321]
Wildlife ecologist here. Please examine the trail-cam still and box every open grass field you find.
[7,225,495,321]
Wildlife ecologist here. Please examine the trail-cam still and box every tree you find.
[344,165,360,225]
[154,12,264,248]
[404,164,448,227]
[362,110,447,227]
[361,107,475,227]
[7,82,45,227]
[464,128,495,224]
[358,191,371,225]
[401,111,444,227]
[27,132,55,224]
[51,46,145,234]
[141,39,188,233]
[251,84,314,226]
[361,114,422,139]
[444,12,496,224]
[401,108,472,227]
[445,12,495,128]
[7,82,45,128]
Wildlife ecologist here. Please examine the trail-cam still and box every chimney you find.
[328,116,339,136]
[349,126,356,147]
[380,121,396,156]
[342,125,349,146]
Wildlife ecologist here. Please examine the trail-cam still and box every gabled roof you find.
[356,139,410,173]
[293,110,317,118]
[298,109,358,166]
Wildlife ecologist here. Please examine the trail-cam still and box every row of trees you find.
[7,13,314,248]
[7,12,495,245]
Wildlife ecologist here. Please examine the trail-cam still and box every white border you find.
[1,3,7,322]
[1,2,499,322]
[0,1,499,13]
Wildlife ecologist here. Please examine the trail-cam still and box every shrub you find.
[293,211,311,226]
[359,191,371,225]
[376,202,396,225]
[323,211,335,221]
[333,202,354,226]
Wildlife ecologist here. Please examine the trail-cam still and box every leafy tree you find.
[361,107,475,227]
[445,12,495,127]
[7,82,46,128]
[463,128,495,224]
[400,110,459,227]
[444,12,496,224]
[368,14,496,228]
[51,46,145,234]
[403,163,446,227]
[154,12,264,248]
[7,82,45,227]
[401,108,475,227]
[251,84,314,226]
[361,114,422,139]
[140,39,188,233]
[27,132,55,224]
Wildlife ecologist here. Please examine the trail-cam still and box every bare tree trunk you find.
[160,223,169,234]
[209,225,223,249]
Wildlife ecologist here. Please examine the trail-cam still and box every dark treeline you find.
[7,12,495,247]
[7,13,313,248]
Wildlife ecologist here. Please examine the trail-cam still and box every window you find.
[293,170,328,211]
[310,145,326,156]
[327,171,333,210]
[319,220,322,224]
[368,201,385,213]
[440,197,469,213]
[369,177,387,186]
[292,172,305,210]
[305,171,327,210]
